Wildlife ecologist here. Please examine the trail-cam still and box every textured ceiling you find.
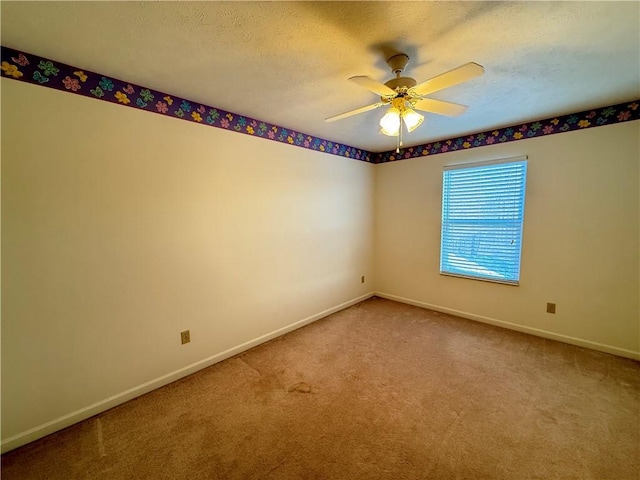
[2,1,639,152]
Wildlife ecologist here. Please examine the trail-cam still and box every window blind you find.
[440,157,528,285]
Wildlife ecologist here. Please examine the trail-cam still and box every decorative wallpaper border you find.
[2,46,638,165]
[0,46,374,163]
[375,100,640,164]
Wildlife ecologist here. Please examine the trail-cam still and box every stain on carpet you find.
[288,382,312,393]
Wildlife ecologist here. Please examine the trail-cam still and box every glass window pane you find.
[440,159,527,284]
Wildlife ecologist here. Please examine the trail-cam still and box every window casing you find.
[440,157,527,285]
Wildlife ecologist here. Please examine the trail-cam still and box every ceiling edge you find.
[1,46,375,163]
[2,46,638,167]
[375,100,640,164]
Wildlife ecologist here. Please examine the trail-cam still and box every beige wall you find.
[375,121,639,357]
[1,80,375,449]
[3,77,639,452]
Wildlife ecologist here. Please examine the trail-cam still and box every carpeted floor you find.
[2,297,639,479]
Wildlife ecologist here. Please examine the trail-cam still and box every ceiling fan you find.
[325,53,484,143]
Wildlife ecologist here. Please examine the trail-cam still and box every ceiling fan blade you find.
[409,62,484,97]
[349,76,397,97]
[412,98,468,117]
[325,102,387,122]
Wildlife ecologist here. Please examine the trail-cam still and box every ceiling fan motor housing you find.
[384,76,418,91]
[384,54,417,93]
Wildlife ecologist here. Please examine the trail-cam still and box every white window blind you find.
[440,157,527,285]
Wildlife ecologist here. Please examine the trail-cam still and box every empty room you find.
[1,2,639,479]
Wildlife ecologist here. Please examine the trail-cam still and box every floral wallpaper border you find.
[1,46,374,163]
[375,99,640,164]
[2,46,638,165]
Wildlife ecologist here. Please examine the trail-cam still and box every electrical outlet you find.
[361,275,365,284]
[181,330,191,344]
[546,303,556,314]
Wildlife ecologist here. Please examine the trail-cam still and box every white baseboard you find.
[1,292,375,453]
[375,292,640,361]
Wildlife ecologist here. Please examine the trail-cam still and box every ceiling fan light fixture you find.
[326,53,483,144]
[402,108,424,132]
[379,107,401,136]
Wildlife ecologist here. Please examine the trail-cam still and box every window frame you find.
[439,156,528,286]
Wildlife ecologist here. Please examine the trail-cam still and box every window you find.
[440,157,527,285]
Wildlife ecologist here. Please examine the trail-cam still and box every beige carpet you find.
[2,297,639,479]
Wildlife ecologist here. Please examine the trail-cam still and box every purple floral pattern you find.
[0,47,373,163]
[1,47,638,165]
